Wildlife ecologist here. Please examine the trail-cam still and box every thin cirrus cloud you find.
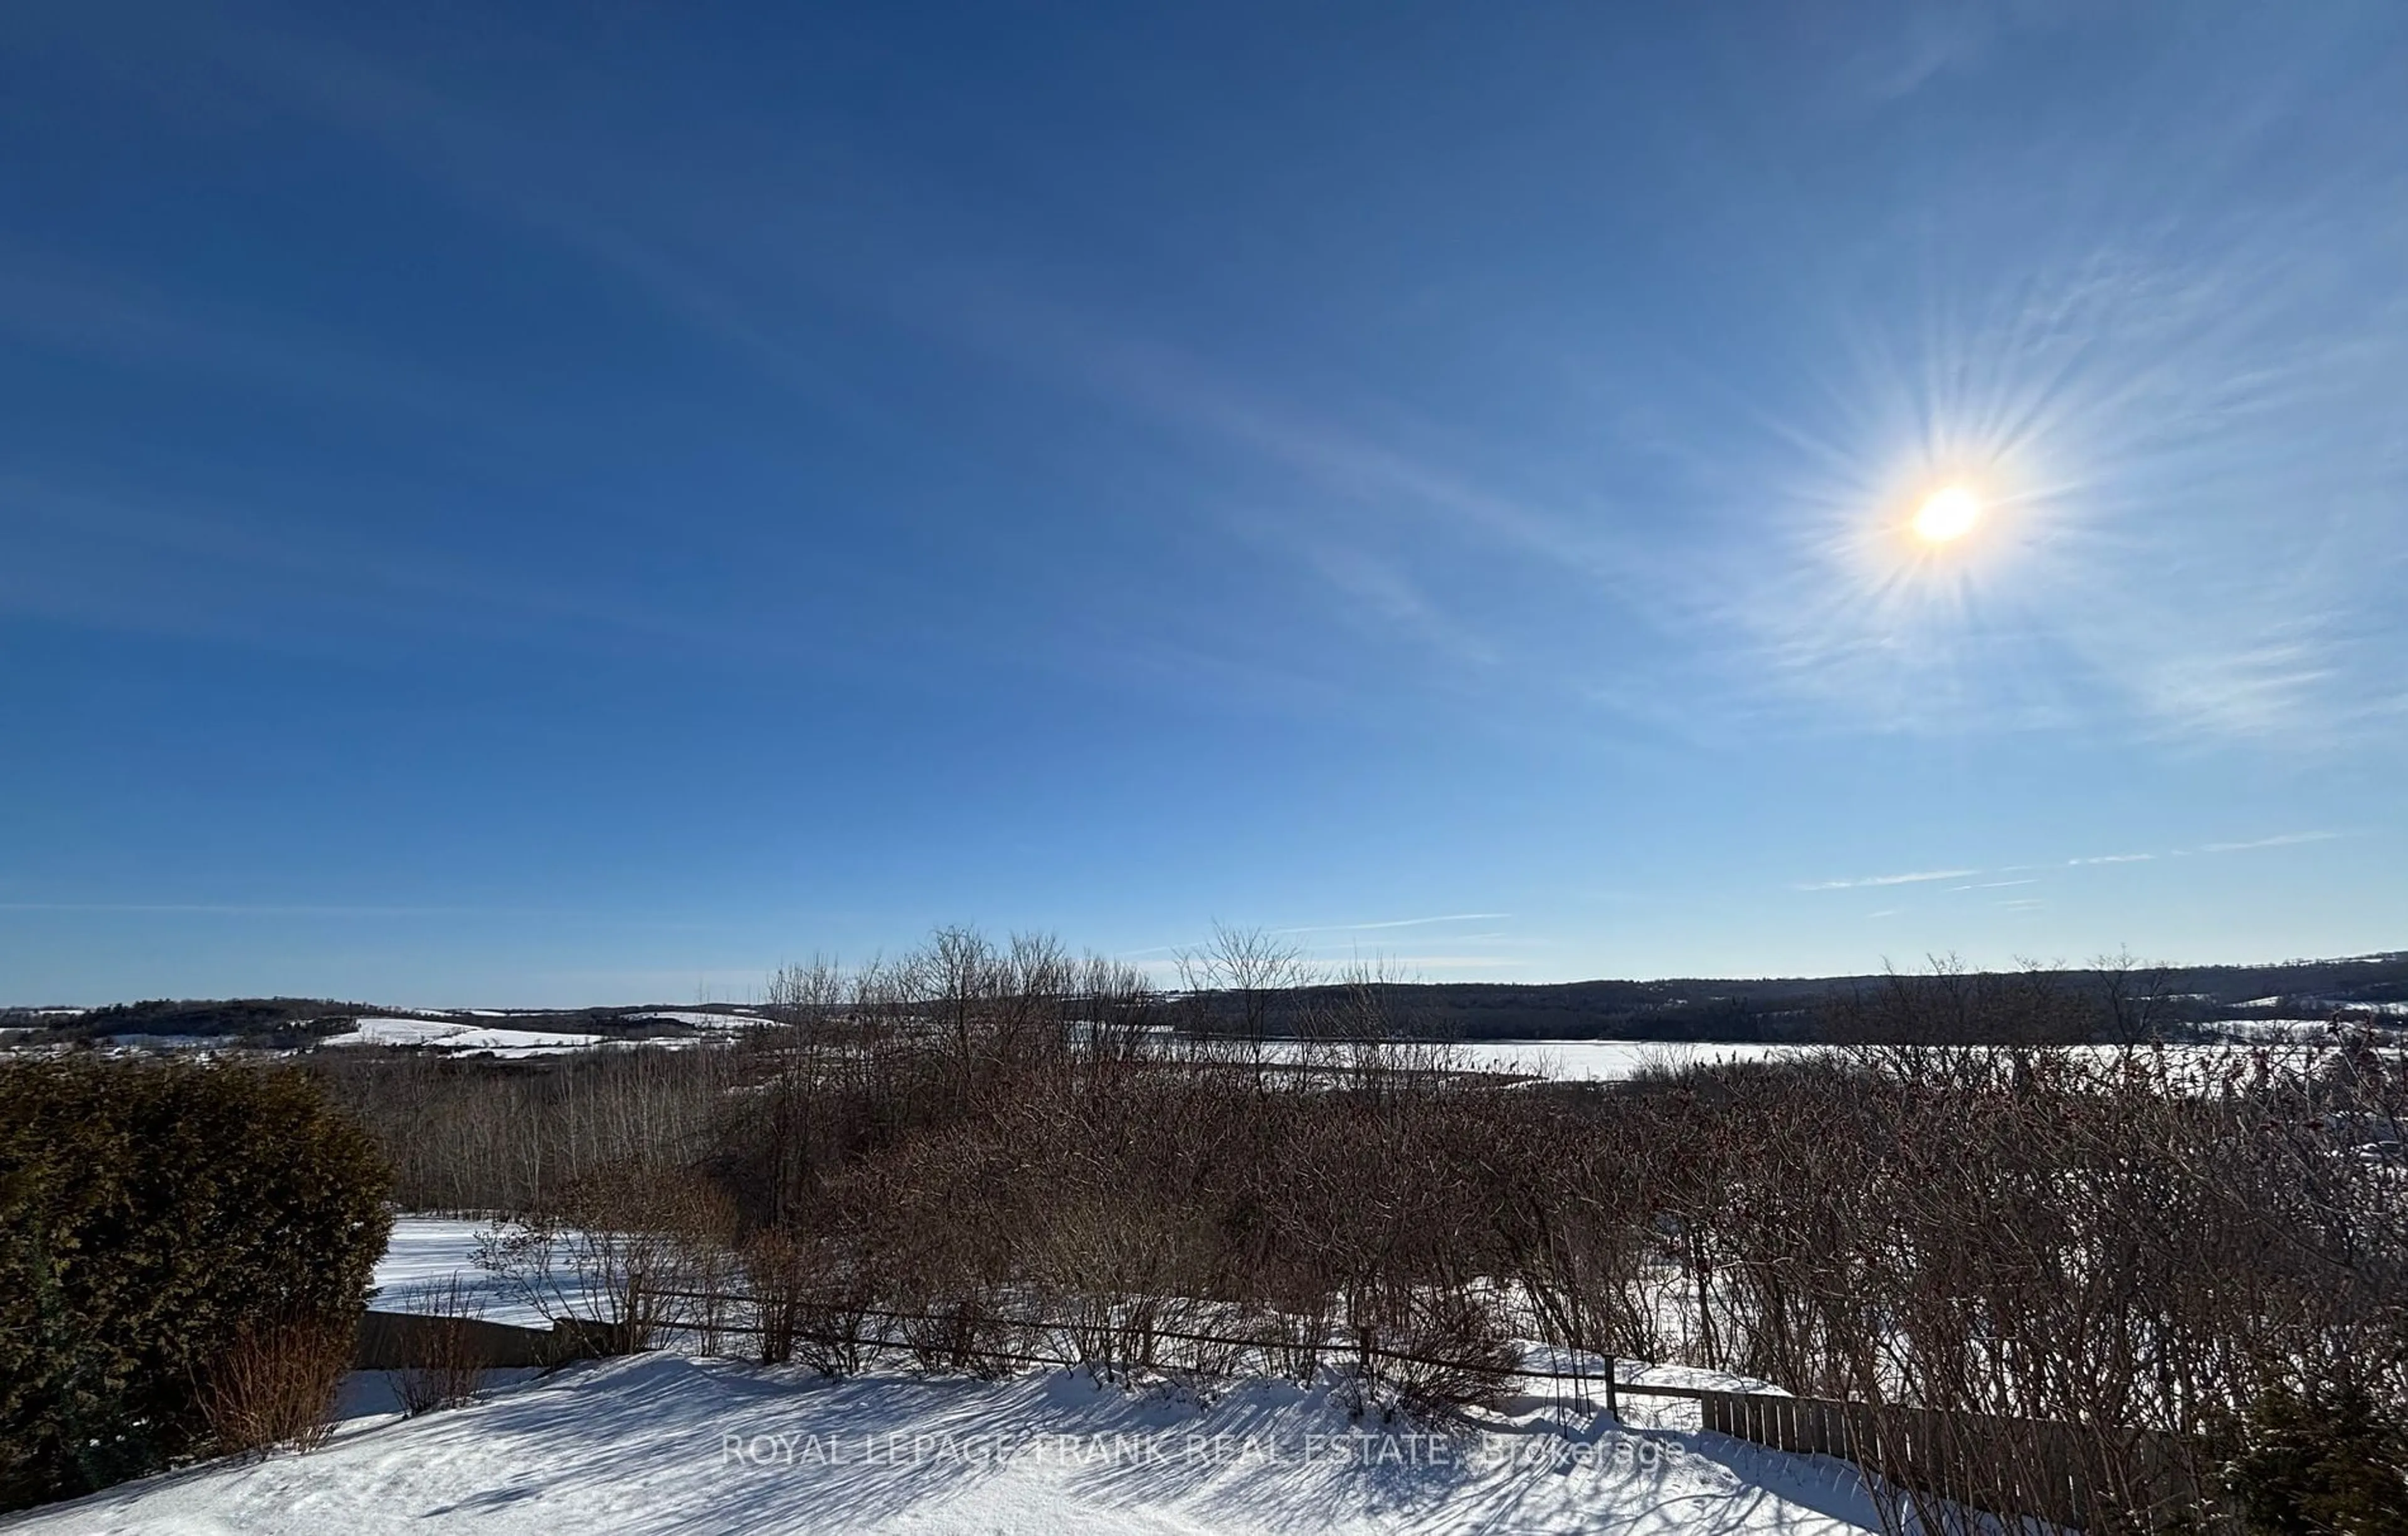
[169,19,1615,707]
[1271,913,1514,935]
[2194,831,2342,853]
[1802,831,2347,895]
[1794,869,1980,892]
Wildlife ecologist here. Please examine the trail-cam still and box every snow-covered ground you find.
[2234,995,2408,1017]
[0,1218,1935,1531]
[2203,1018,2367,1042]
[3,1354,1891,1535]
[321,1017,615,1056]
[626,1008,765,1029]
[371,1217,580,1328]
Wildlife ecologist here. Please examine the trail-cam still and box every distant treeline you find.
[7,949,2405,1046]
[1357,952,2408,1041]
[13,997,368,1046]
[0,998,735,1047]
[1129,949,2408,1043]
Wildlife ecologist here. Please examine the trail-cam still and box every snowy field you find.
[320,1017,614,1056]
[315,1016,726,1056]
[369,1216,598,1328]
[625,1009,766,1029]
[3,1354,1891,1535]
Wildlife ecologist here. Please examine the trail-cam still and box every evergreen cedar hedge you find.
[2227,1380,2408,1536]
[0,1056,391,1510]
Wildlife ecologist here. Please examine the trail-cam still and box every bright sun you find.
[1911,485,1982,544]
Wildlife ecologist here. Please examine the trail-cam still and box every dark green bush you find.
[0,1056,391,1510]
[2228,1377,2408,1536]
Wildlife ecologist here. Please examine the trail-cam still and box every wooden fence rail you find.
[354,1310,628,1371]
[1698,1389,2224,1532]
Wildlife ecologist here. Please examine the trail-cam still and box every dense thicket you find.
[311,1043,742,1213]
[315,934,2407,1530]
[0,1058,391,1510]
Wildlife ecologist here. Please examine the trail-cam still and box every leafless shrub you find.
[791,1288,879,1378]
[1161,1302,1252,1389]
[500,1162,737,1350]
[201,1312,356,1458]
[742,1224,879,1376]
[741,1228,809,1366]
[685,1239,741,1358]
[1253,1302,1336,1385]
[1363,1289,1524,1417]
[390,1277,488,1416]
[899,1293,1023,1379]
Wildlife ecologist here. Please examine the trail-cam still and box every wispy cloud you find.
[2194,831,2342,854]
[1282,542,1502,670]
[1271,913,1514,935]
[1797,869,1979,892]
[1814,829,2350,898]
[1847,4,2007,103]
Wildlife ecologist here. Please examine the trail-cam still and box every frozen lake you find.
[1447,1039,1816,1080]
[1434,1031,2390,1083]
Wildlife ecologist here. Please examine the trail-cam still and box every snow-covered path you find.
[6,1354,1886,1533]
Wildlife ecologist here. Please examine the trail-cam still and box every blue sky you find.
[3,1,2403,1004]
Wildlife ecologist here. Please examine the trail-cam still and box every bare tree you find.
[1176,923,1315,1084]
